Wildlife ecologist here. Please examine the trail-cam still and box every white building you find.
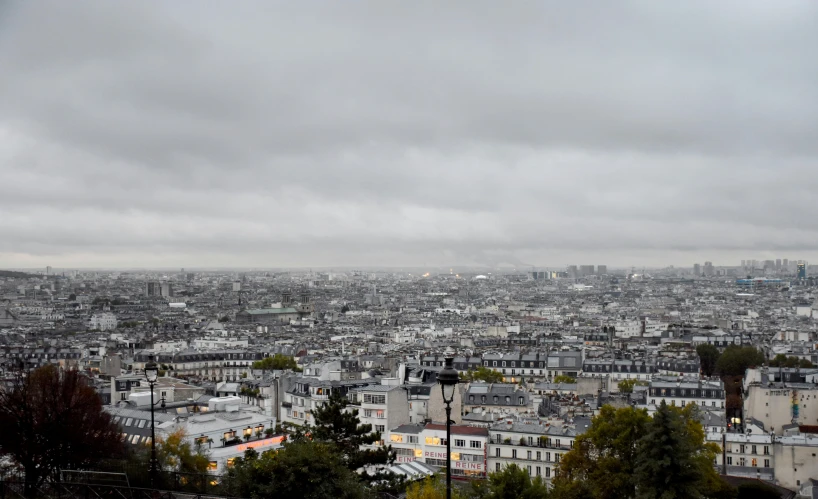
[487,420,580,484]
[389,423,489,479]
[89,312,118,331]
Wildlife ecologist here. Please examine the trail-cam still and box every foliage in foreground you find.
[552,402,735,499]
[0,365,124,496]
[407,465,549,499]
[223,392,400,498]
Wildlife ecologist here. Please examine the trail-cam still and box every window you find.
[727,457,732,465]
[376,410,385,419]
[455,439,466,448]
[470,440,482,449]
[545,467,551,478]
[364,409,372,418]
[555,454,560,464]
[408,435,418,444]
[390,434,403,443]
[739,458,746,467]
[363,394,386,404]
[751,445,757,455]
[536,466,541,476]
[764,459,770,468]
[546,452,551,462]
[512,449,517,459]
[527,451,532,460]
[208,461,218,472]
[527,465,532,475]
[375,425,385,434]
[519,397,525,405]
[739,445,745,453]
[763,446,770,455]
[426,437,442,445]
[496,463,501,472]
[124,418,133,426]
[537,451,541,460]
[495,448,500,457]
[751,458,757,467]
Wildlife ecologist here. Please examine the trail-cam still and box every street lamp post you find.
[437,356,459,499]
[144,360,160,488]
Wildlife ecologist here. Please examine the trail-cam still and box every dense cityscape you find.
[2,1,817,498]
[1,261,817,498]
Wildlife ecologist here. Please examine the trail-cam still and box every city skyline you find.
[2,1,817,269]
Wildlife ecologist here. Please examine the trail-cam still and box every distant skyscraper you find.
[776,259,781,270]
[797,262,807,280]
[703,261,714,276]
[567,265,578,278]
[160,283,173,297]
[741,260,746,268]
[146,281,161,296]
[693,263,701,276]
[783,259,789,270]
[579,265,595,277]
[597,265,607,275]
[46,266,52,276]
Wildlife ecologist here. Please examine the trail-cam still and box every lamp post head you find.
[438,356,459,404]
[145,360,159,383]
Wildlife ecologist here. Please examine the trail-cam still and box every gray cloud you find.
[1,0,817,269]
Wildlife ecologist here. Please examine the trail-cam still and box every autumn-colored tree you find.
[155,429,210,473]
[552,375,577,384]
[0,365,124,497]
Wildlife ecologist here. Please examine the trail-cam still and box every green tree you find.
[552,405,650,499]
[553,375,577,384]
[715,346,765,377]
[461,366,503,383]
[308,392,397,487]
[252,353,302,372]
[223,442,371,499]
[696,344,720,377]
[770,354,814,368]
[486,464,550,499]
[617,379,648,394]
[634,402,724,499]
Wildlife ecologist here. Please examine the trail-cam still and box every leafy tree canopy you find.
[461,366,503,384]
[0,365,124,496]
[696,344,721,377]
[553,375,577,384]
[769,353,814,368]
[715,346,765,377]
[617,379,648,394]
[252,353,302,372]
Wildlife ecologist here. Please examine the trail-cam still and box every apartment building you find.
[487,420,580,483]
[389,423,489,479]
[647,378,724,409]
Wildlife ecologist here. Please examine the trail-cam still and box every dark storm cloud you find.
[1,0,817,268]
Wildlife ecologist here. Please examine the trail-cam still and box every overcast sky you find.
[1,1,817,270]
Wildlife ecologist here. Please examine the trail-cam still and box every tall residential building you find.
[567,265,578,278]
[797,262,807,280]
[160,283,173,297]
[596,265,607,275]
[783,259,789,270]
[776,259,782,270]
[579,265,595,277]
[741,260,746,268]
[146,281,161,296]
[703,261,714,276]
[693,263,701,276]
